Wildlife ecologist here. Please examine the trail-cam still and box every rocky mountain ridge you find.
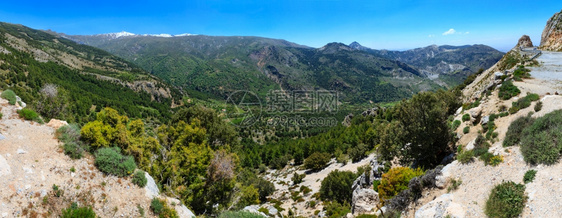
[540,9,562,51]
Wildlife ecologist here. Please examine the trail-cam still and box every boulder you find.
[165,197,196,218]
[144,172,159,198]
[46,119,69,130]
[435,161,456,189]
[494,72,504,80]
[243,205,268,217]
[415,194,466,218]
[454,107,463,117]
[267,205,278,215]
[481,115,489,126]
[468,106,482,119]
[352,188,379,215]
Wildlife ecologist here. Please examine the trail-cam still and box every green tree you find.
[319,170,357,204]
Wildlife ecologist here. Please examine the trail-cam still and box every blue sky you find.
[1,1,561,51]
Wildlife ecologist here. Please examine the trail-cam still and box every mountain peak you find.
[349,41,369,51]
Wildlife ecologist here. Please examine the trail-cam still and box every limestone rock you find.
[435,161,456,189]
[352,188,379,215]
[165,197,195,218]
[46,119,69,130]
[243,205,268,217]
[481,115,489,126]
[415,194,466,218]
[541,10,562,51]
[468,106,482,119]
[465,138,476,151]
[144,172,159,198]
[517,35,534,48]
[0,154,11,177]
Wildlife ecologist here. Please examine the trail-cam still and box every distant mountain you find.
[348,42,504,87]
[59,33,441,103]
[0,22,180,122]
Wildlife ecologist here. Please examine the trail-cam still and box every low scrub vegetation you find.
[150,198,178,217]
[509,93,539,114]
[1,89,17,105]
[378,167,424,201]
[503,115,535,147]
[94,147,136,177]
[519,110,562,165]
[132,170,147,187]
[485,181,527,218]
[304,152,331,171]
[57,124,88,159]
[17,108,43,123]
[462,113,471,122]
[523,170,537,184]
[61,203,96,218]
[319,170,357,204]
[498,80,520,100]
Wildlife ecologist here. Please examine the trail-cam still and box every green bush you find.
[534,101,543,112]
[94,147,136,177]
[377,167,424,201]
[447,178,462,193]
[291,172,305,185]
[451,120,461,130]
[485,181,527,218]
[513,66,531,79]
[1,89,17,105]
[132,170,147,187]
[457,150,474,164]
[17,108,39,121]
[304,152,331,171]
[151,198,164,214]
[523,170,537,184]
[320,170,357,203]
[324,201,351,218]
[520,110,562,165]
[64,142,83,159]
[61,203,96,218]
[57,124,87,159]
[498,80,520,100]
[503,115,534,147]
[463,126,469,134]
[348,143,368,162]
[462,113,470,122]
[510,93,540,114]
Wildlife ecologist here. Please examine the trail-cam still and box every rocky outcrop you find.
[415,194,466,218]
[46,119,68,130]
[541,10,562,51]
[342,113,354,127]
[517,35,534,48]
[145,172,160,198]
[352,188,379,214]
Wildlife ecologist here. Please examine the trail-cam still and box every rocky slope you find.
[0,96,193,217]
[540,9,562,51]
[403,11,562,217]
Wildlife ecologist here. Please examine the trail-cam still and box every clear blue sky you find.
[1,0,561,51]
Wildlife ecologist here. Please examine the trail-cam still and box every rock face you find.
[541,10,562,51]
[144,172,160,198]
[517,35,534,48]
[352,188,379,214]
[415,194,466,218]
[435,161,456,189]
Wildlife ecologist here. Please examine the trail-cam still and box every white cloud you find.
[442,28,456,35]
[428,34,435,38]
[464,31,470,34]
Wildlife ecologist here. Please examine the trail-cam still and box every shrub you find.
[451,120,461,130]
[513,66,531,79]
[94,147,136,177]
[291,172,305,185]
[420,166,442,188]
[457,150,474,164]
[463,126,469,134]
[132,170,147,187]
[348,143,368,162]
[269,154,292,169]
[17,108,39,121]
[151,198,164,214]
[324,201,350,218]
[447,178,462,192]
[523,170,537,184]
[462,113,470,122]
[1,89,16,105]
[304,152,331,171]
[534,101,543,112]
[498,80,520,100]
[520,110,562,165]
[64,142,83,159]
[319,170,357,203]
[378,167,424,201]
[503,115,534,147]
[258,207,269,215]
[485,181,527,218]
[61,203,96,218]
[408,177,423,200]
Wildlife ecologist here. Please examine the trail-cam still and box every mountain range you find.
[57,32,503,104]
